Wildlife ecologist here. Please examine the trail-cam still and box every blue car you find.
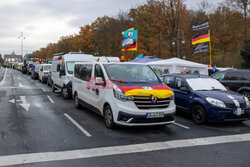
[161,74,250,123]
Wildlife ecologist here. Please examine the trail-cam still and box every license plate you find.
[146,112,164,118]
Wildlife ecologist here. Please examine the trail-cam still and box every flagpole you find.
[209,29,212,66]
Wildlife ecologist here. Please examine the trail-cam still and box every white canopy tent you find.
[148,58,208,75]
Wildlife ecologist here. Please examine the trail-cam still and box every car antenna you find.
[104,56,110,63]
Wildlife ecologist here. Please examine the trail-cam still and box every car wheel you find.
[62,87,69,99]
[242,92,250,101]
[192,105,207,124]
[52,83,56,93]
[104,105,115,129]
[74,93,81,109]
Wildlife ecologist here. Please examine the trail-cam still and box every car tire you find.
[242,91,250,101]
[52,83,56,93]
[62,86,69,99]
[104,105,115,129]
[192,105,207,124]
[74,93,81,109]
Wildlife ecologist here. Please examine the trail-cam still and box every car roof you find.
[75,62,148,65]
[225,69,250,73]
[161,74,209,79]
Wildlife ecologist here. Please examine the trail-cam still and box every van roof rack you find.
[68,52,83,54]
[53,52,65,57]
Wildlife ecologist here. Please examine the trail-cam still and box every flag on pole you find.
[39,59,44,64]
[122,42,137,51]
[122,28,138,40]
[193,42,210,55]
[135,54,143,59]
[192,30,210,45]
[122,38,134,47]
[58,57,63,61]
[192,20,210,31]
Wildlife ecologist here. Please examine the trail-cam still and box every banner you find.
[192,30,210,45]
[122,28,138,40]
[122,42,137,51]
[192,20,209,31]
[193,42,210,55]
[122,38,133,47]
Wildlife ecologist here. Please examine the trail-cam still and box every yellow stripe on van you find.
[125,89,174,99]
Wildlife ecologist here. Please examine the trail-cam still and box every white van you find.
[51,52,95,98]
[72,62,176,129]
[39,64,52,83]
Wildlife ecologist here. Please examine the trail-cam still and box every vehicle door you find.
[51,61,61,86]
[173,77,190,110]
[73,64,81,98]
[87,64,106,112]
[78,64,94,105]
[39,66,43,79]
[240,71,250,88]
[224,71,242,91]
[58,61,66,88]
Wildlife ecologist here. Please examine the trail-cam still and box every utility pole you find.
[18,32,26,57]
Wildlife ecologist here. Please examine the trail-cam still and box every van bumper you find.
[111,101,176,126]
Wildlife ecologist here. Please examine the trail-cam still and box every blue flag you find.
[212,65,217,72]
[135,54,143,59]
[122,28,138,40]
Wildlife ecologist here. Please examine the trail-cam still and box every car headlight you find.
[206,97,226,108]
[244,96,250,107]
[113,89,134,102]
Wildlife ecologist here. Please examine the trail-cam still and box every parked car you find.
[31,64,40,80]
[51,52,96,99]
[161,74,250,123]
[211,69,250,100]
[72,62,176,129]
[38,64,51,83]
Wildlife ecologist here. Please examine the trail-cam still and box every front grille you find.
[226,102,247,109]
[133,96,170,109]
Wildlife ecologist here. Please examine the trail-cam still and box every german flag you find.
[122,42,137,51]
[58,57,63,61]
[192,30,210,45]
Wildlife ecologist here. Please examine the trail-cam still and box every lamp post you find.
[18,32,25,57]
[172,29,185,58]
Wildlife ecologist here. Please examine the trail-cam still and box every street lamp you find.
[18,32,25,57]
[172,29,185,58]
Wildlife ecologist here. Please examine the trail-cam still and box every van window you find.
[66,62,75,74]
[77,64,93,81]
[175,77,186,90]
[74,64,80,79]
[95,64,105,80]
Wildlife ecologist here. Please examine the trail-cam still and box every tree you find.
[227,0,249,44]
[241,40,250,68]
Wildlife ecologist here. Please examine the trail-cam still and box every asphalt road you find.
[0,68,250,167]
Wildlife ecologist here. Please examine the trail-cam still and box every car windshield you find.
[44,65,51,71]
[103,64,160,84]
[66,62,75,74]
[186,78,227,91]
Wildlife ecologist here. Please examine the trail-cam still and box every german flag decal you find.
[192,31,210,45]
[58,57,63,61]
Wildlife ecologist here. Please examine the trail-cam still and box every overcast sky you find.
[0,0,223,56]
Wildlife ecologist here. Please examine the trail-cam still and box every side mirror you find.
[180,87,189,92]
[60,70,66,76]
[95,77,104,86]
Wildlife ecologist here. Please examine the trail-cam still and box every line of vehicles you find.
[14,52,250,129]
